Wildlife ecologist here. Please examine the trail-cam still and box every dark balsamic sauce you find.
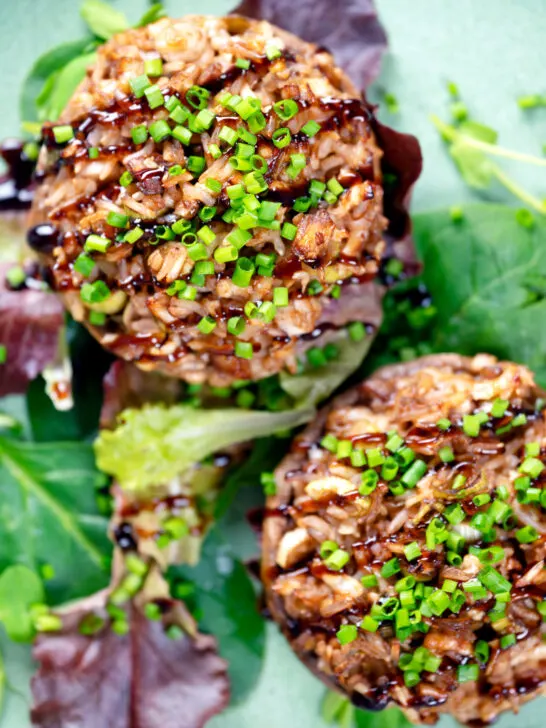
[0,138,35,210]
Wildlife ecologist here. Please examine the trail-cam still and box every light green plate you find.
[0,1,544,726]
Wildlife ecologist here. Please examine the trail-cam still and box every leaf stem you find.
[492,167,546,213]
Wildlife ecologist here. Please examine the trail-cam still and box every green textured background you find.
[0,1,544,726]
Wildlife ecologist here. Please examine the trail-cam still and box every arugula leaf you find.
[20,39,93,122]
[0,437,111,605]
[0,566,44,643]
[413,203,546,385]
[94,402,312,493]
[80,0,128,40]
[172,529,265,704]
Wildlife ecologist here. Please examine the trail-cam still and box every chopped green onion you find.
[199,206,217,222]
[350,449,366,467]
[500,634,517,649]
[80,280,110,303]
[148,119,170,142]
[169,164,184,177]
[235,57,251,70]
[437,418,451,431]
[73,253,95,277]
[519,457,544,478]
[401,459,427,488]
[516,525,539,543]
[336,624,357,645]
[281,222,298,241]
[404,542,422,562]
[234,341,253,359]
[273,99,299,120]
[320,540,339,559]
[380,557,401,579]
[439,446,455,463]
[426,518,447,549]
[463,413,485,437]
[232,257,255,287]
[130,74,151,97]
[186,85,210,110]
[273,286,289,307]
[361,574,378,588]
[144,57,163,77]
[106,211,128,228]
[194,109,215,131]
[301,120,321,137]
[265,41,283,61]
[144,84,164,109]
[321,433,338,452]
[444,503,465,525]
[293,196,311,212]
[327,178,344,196]
[187,242,208,261]
[478,567,511,595]
[286,152,306,179]
[188,156,206,175]
[214,245,238,263]
[325,549,350,571]
[205,178,222,194]
[84,234,111,253]
[272,127,291,148]
[87,146,99,159]
[197,316,217,334]
[171,125,192,145]
[457,663,479,682]
[359,469,379,495]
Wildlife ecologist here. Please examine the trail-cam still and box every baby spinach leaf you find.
[0,437,111,605]
[172,529,265,705]
[413,203,546,385]
[0,566,44,643]
[20,38,93,122]
[80,0,128,40]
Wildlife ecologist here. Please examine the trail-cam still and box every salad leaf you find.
[234,0,387,90]
[31,595,229,728]
[20,38,94,122]
[80,0,129,40]
[40,52,96,122]
[137,3,167,27]
[173,529,265,704]
[0,566,44,643]
[355,707,412,728]
[280,329,373,404]
[431,113,546,214]
[95,402,312,493]
[413,203,546,385]
[0,436,111,605]
[0,265,64,398]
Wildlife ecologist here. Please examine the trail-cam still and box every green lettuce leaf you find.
[80,0,128,40]
[95,402,312,492]
[95,328,373,493]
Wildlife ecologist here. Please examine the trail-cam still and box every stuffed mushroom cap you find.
[28,14,389,387]
[262,354,546,725]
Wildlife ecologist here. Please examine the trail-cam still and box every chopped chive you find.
[324,549,350,571]
[457,663,479,682]
[320,540,339,559]
[336,624,357,645]
[235,57,251,69]
[205,178,222,194]
[234,341,253,359]
[281,222,298,240]
[516,525,539,543]
[84,234,111,253]
[197,316,217,334]
[186,85,210,110]
[144,84,164,109]
[272,127,291,148]
[171,125,192,145]
[106,211,128,228]
[401,459,427,488]
[80,280,110,304]
[500,634,517,649]
[301,120,321,137]
[144,57,163,77]
[273,286,289,307]
[439,446,455,463]
[273,99,299,120]
[404,542,422,562]
[380,557,401,579]
[129,74,151,98]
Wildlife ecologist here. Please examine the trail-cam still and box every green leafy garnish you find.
[136,3,166,27]
[431,114,546,213]
[95,329,374,493]
[80,0,128,39]
[0,436,111,604]
[173,529,265,704]
[0,566,44,642]
[413,203,546,384]
[95,403,311,492]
